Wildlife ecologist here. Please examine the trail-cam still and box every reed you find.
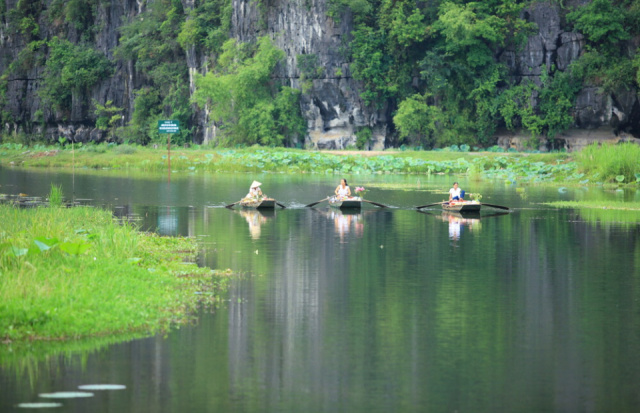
[0,205,229,342]
[48,184,63,207]
[576,143,640,183]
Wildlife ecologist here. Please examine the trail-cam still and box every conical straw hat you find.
[250,180,262,188]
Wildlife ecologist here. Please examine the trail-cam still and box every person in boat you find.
[448,182,465,202]
[334,178,351,200]
[245,180,265,201]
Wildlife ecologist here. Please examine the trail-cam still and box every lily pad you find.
[39,392,94,399]
[77,384,126,391]
[16,402,63,408]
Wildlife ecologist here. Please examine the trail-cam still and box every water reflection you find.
[3,169,640,412]
[440,211,481,241]
[316,208,365,242]
[235,209,275,239]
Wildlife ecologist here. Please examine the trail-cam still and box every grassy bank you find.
[542,200,640,211]
[1,142,638,184]
[542,200,640,227]
[0,204,229,343]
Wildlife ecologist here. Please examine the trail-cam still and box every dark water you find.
[1,168,640,412]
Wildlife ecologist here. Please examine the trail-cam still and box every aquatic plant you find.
[0,143,582,182]
[576,143,640,183]
[48,184,63,207]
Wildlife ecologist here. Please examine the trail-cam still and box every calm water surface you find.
[1,168,639,412]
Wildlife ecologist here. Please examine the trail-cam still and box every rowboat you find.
[442,200,481,213]
[329,196,362,209]
[239,198,277,209]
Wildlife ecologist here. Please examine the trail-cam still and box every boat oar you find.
[480,202,510,211]
[305,197,329,207]
[362,199,389,208]
[416,201,447,209]
[225,200,242,209]
[276,202,287,209]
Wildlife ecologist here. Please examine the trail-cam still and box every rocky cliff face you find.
[501,1,640,149]
[1,0,139,143]
[0,0,637,148]
[230,0,388,149]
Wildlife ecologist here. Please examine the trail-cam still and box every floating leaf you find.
[16,402,63,408]
[78,384,126,391]
[39,392,93,398]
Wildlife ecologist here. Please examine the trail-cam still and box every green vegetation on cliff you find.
[1,1,640,148]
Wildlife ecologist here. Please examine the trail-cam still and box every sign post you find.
[158,120,180,182]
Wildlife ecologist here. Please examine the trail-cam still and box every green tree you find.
[567,0,629,48]
[115,0,192,144]
[193,37,305,146]
[39,37,113,116]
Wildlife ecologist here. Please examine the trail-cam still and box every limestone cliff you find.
[0,0,638,149]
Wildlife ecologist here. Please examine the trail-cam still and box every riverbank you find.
[0,204,229,344]
[1,142,638,184]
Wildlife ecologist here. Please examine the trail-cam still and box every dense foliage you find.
[347,0,640,148]
[193,37,306,146]
[1,0,640,148]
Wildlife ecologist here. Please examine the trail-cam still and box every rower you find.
[449,182,465,203]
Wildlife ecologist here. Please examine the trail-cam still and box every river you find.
[1,168,639,412]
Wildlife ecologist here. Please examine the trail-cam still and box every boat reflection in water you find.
[440,211,481,241]
[326,208,364,242]
[237,209,276,239]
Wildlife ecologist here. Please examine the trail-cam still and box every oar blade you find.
[305,197,329,207]
[276,202,287,209]
[416,201,445,209]
[362,199,388,208]
[481,202,510,211]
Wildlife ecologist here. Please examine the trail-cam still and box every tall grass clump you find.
[576,143,640,183]
[0,205,228,342]
[48,184,63,207]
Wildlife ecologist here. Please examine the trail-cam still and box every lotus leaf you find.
[33,237,60,252]
[60,242,91,255]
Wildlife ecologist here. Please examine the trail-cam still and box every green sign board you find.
[158,120,180,134]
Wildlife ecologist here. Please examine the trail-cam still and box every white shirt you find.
[336,185,350,197]
[449,187,461,199]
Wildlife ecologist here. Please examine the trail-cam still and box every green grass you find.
[542,200,640,226]
[0,205,230,342]
[576,142,640,183]
[542,200,640,210]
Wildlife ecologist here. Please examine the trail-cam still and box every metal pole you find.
[167,133,171,183]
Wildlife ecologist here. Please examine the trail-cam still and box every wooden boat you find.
[442,200,481,213]
[329,196,362,209]
[239,198,277,209]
